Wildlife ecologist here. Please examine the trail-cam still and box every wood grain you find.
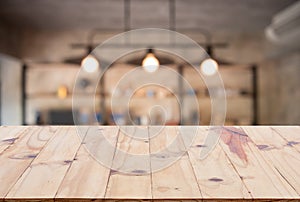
[243,126,300,195]
[56,126,119,199]
[6,127,83,199]
[271,126,300,152]
[105,126,152,199]
[188,126,251,199]
[0,126,57,199]
[0,126,299,201]
[151,126,202,199]
[219,127,298,198]
[0,126,29,154]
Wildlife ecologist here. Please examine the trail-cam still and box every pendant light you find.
[81,54,99,73]
[142,48,160,73]
[200,58,219,76]
[80,45,99,73]
[200,45,219,76]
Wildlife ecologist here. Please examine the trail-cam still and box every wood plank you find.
[0,126,58,199]
[105,126,152,199]
[1,126,300,201]
[243,126,300,196]
[151,126,202,199]
[0,126,25,141]
[5,126,85,199]
[0,126,29,154]
[219,126,298,198]
[56,126,119,199]
[271,126,300,152]
[187,126,251,199]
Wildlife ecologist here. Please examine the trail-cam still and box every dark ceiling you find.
[0,0,297,31]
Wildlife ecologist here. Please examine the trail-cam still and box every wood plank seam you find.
[103,127,121,198]
[274,166,299,196]
[54,126,91,199]
[1,126,300,201]
[218,127,294,198]
[244,127,300,197]
[149,126,202,199]
[107,126,151,198]
[0,127,30,155]
[271,127,300,153]
[176,127,203,198]
[240,127,298,197]
[54,126,120,199]
[186,126,252,199]
[4,127,82,199]
[3,127,57,199]
[2,127,43,197]
[147,126,154,200]
[243,127,300,196]
[245,134,295,197]
[218,142,254,199]
[217,129,259,197]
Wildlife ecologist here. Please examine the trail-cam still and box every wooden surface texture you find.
[0,126,299,201]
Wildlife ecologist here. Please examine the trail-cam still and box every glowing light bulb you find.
[200,58,218,76]
[81,55,99,73]
[142,53,159,73]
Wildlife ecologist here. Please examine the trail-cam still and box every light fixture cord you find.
[169,0,176,45]
[124,0,131,32]
[169,0,176,31]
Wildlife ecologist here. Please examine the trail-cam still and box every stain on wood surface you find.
[1,126,300,200]
[220,127,250,162]
[208,177,224,182]
[2,137,18,144]
[287,141,300,147]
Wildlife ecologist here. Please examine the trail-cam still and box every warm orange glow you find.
[57,85,68,99]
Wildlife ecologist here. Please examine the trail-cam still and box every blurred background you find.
[0,0,299,126]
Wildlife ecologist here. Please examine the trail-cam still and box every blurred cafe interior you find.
[0,0,299,126]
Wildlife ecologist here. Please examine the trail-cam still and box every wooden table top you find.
[0,126,299,201]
